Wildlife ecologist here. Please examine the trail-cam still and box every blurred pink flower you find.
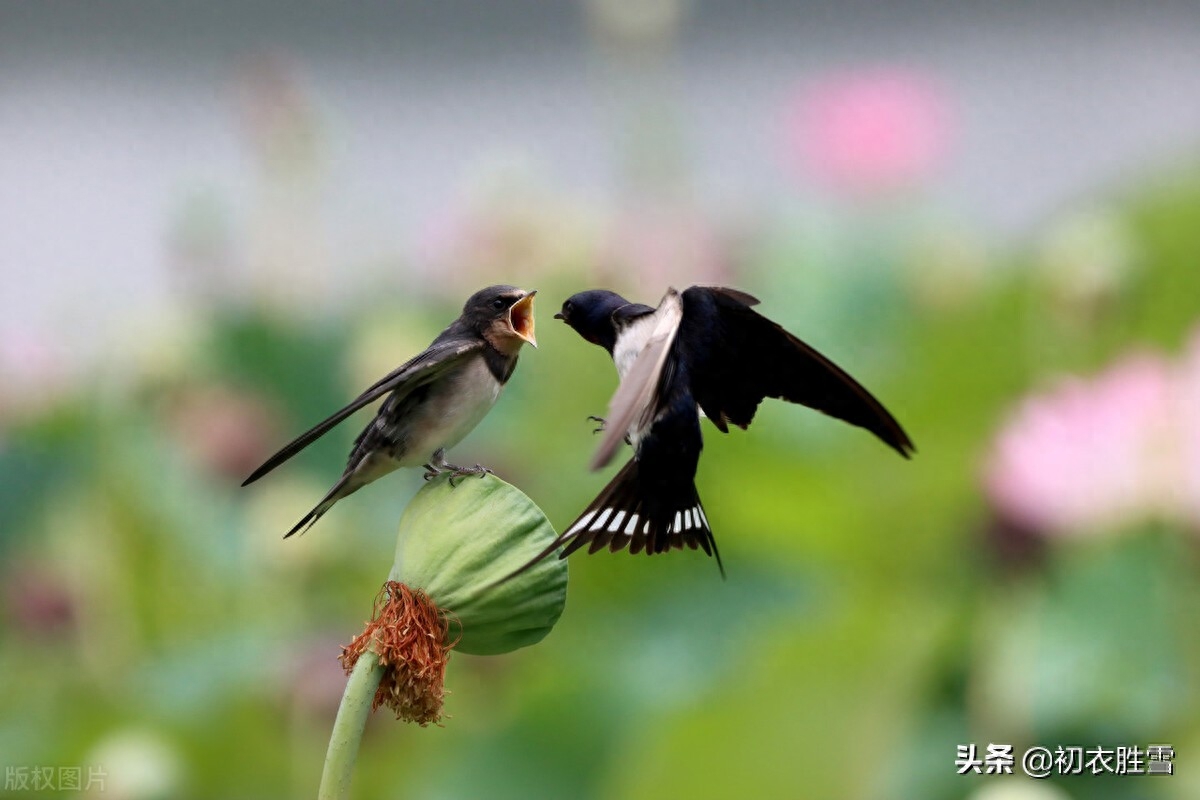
[781,68,951,196]
[3,561,76,640]
[284,634,353,721]
[985,330,1200,537]
[164,384,280,481]
[1178,328,1200,526]
[0,324,70,427]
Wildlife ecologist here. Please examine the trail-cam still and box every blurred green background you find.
[3,3,1200,799]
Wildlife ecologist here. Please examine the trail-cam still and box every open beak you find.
[508,290,537,348]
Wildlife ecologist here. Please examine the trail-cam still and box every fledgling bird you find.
[242,285,537,538]
[513,285,913,577]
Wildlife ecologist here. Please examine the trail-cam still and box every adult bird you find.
[513,285,913,577]
[242,285,537,538]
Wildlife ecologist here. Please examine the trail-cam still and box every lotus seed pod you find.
[390,473,568,655]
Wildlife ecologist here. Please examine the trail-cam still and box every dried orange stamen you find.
[339,581,454,726]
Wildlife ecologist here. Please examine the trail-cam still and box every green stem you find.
[318,650,384,800]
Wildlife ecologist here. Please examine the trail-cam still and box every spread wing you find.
[241,335,484,485]
[590,288,684,470]
[680,286,915,458]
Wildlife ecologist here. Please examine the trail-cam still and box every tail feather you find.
[282,472,355,539]
[498,458,723,584]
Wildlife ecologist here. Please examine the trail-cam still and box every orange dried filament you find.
[339,581,452,726]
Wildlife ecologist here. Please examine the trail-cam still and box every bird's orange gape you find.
[507,291,537,347]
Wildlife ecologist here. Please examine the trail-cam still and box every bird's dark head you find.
[554,290,630,354]
[464,285,537,355]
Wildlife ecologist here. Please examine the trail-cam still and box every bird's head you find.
[554,290,629,354]
[465,285,537,354]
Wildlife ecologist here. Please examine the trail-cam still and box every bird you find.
[508,285,913,578]
[242,285,537,538]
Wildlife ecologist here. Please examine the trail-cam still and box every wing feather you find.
[590,288,684,470]
[241,337,483,485]
[681,286,914,457]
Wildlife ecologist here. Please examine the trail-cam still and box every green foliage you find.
[2,170,1200,799]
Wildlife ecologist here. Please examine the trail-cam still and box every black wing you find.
[680,286,915,458]
[241,335,484,486]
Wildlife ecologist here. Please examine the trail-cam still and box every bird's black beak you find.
[508,290,537,348]
[553,312,565,321]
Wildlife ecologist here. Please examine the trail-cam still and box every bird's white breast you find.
[612,313,658,380]
[396,356,503,466]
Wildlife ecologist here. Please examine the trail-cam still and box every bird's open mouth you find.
[508,291,537,347]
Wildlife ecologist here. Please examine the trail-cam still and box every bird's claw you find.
[447,463,493,488]
[587,415,607,435]
[423,448,492,486]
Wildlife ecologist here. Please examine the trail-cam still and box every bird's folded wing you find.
[681,286,915,458]
[241,337,484,485]
[590,288,684,470]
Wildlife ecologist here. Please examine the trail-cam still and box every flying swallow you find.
[510,285,912,577]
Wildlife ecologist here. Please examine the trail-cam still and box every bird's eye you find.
[492,298,505,309]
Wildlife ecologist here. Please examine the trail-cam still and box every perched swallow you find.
[242,285,537,537]
[512,285,913,577]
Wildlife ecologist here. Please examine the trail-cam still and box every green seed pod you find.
[389,474,567,655]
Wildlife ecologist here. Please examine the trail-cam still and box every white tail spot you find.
[592,508,613,531]
[624,513,639,535]
[568,510,596,535]
[673,511,683,532]
[684,509,694,529]
[608,510,626,532]
[697,506,710,530]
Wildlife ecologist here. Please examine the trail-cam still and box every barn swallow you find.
[509,285,913,578]
[242,285,537,538]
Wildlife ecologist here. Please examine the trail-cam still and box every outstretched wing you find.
[680,286,915,458]
[241,336,484,486]
[590,288,684,470]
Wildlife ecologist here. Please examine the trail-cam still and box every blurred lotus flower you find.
[0,323,70,427]
[1179,327,1200,525]
[985,330,1200,536]
[288,634,354,721]
[164,384,280,481]
[2,561,75,640]
[781,68,951,197]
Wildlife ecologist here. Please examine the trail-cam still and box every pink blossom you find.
[0,324,70,426]
[781,68,951,196]
[1177,328,1200,526]
[984,331,1200,537]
